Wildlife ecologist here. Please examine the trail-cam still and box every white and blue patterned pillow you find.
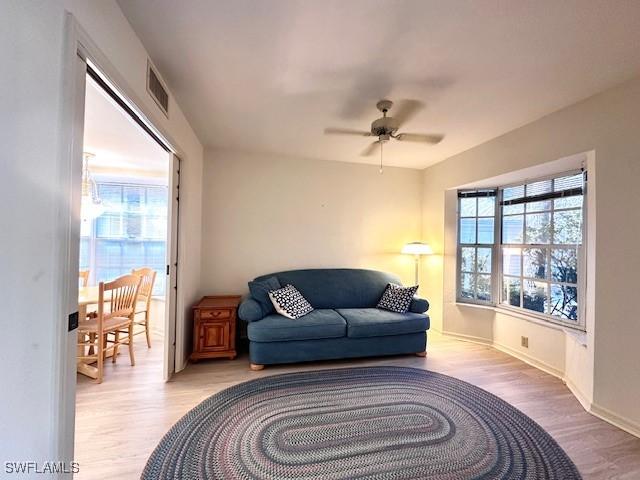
[377,283,419,313]
[268,284,314,319]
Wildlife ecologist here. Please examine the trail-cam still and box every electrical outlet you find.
[521,336,529,348]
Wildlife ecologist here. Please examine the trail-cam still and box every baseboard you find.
[564,377,592,412]
[491,341,564,380]
[175,357,187,373]
[441,330,640,440]
[443,329,564,383]
[441,329,492,345]
[590,403,640,438]
[442,329,563,380]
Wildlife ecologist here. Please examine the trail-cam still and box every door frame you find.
[53,13,187,472]
[164,154,181,381]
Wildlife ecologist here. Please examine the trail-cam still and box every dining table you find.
[78,285,101,321]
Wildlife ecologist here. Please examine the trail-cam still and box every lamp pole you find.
[402,242,432,286]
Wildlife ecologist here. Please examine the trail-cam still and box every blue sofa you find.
[238,268,430,368]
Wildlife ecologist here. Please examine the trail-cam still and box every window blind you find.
[458,189,497,198]
[500,172,584,206]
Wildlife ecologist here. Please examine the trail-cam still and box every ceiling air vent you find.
[146,60,169,117]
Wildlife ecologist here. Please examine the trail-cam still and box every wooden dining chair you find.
[77,274,141,383]
[79,270,90,287]
[131,267,157,348]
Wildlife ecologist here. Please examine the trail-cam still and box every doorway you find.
[78,67,171,367]
[50,19,186,474]
[72,62,180,467]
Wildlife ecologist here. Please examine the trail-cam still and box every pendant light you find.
[81,152,105,221]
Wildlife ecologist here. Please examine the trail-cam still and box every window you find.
[457,190,497,303]
[80,181,168,295]
[457,171,586,330]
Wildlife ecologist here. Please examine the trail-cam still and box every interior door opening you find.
[73,62,180,461]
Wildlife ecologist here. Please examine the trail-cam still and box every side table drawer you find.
[200,309,232,320]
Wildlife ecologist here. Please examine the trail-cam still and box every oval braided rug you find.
[142,366,581,479]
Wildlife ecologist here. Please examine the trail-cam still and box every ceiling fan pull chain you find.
[379,141,384,174]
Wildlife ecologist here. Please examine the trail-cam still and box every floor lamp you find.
[402,242,433,285]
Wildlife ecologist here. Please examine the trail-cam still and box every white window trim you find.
[456,169,587,332]
[455,190,499,306]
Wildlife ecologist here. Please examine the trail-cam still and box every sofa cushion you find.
[238,298,264,322]
[248,276,281,316]
[409,297,430,314]
[247,309,346,342]
[336,308,429,338]
[253,269,403,309]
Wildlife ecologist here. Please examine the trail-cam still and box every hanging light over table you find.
[81,152,105,221]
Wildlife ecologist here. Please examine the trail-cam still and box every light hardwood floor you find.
[75,331,640,479]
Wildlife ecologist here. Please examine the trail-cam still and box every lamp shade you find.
[401,242,433,255]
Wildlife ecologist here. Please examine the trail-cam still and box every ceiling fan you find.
[324,99,444,167]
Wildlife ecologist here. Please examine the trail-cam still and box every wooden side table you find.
[190,295,241,362]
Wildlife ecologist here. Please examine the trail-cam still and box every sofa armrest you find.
[409,296,429,314]
[238,298,264,323]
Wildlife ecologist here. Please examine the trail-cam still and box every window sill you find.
[454,301,587,344]
[455,301,495,311]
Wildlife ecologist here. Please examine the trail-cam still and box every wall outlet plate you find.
[521,336,529,348]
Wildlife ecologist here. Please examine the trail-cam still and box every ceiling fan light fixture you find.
[324,98,444,170]
[376,99,393,113]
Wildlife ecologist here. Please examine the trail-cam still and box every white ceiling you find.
[118,0,640,169]
[84,76,169,174]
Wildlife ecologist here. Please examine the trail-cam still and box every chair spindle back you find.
[131,267,157,306]
[102,274,141,320]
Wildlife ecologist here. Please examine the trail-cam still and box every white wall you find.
[1,0,68,465]
[200,149,424,295]
[421,75,640,435]
[0,0,203,466]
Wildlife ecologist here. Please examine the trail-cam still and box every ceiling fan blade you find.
[392,99,424,128]
[324,127,372,136]
[396,133,444,144]
[360,141,380,157]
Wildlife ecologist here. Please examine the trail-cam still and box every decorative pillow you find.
[248,276,282,316]
[377,283,419,313]
[268,284,314,319]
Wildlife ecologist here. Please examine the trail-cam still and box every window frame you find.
[456,169,587,331]
[455,190,500,306]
